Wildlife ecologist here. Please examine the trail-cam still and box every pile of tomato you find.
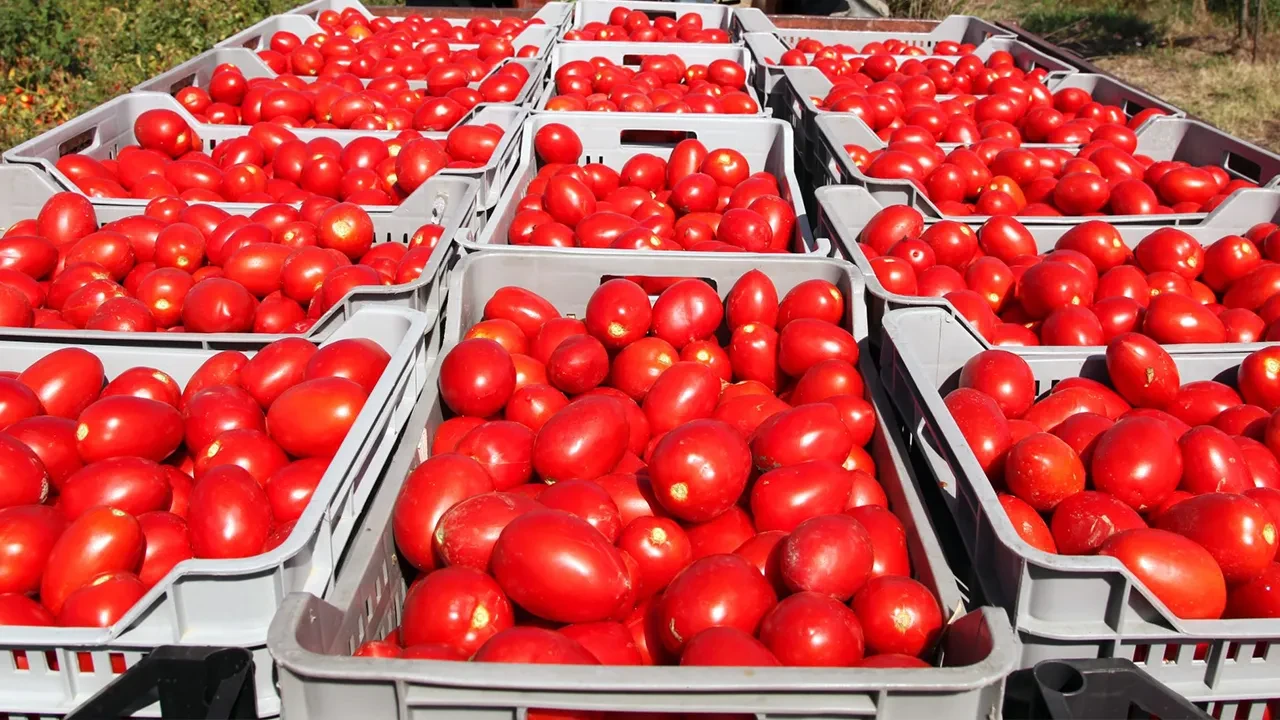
[56,108,503,206]
[790,49,1060,101]
[173,57,532,130]
[791,37,982,57]
[858,205,1280,346]
[562,8,732,43]
[256,14,544,80]
[0,191,443,333]
[842,121,1250,218]
[367,269,947,671]
[0,336,388,628]
[311,7,541,46]
[508,124,798,251]
[946,335,1280,620]
[544,55,758,114]
[804,62,1168,152]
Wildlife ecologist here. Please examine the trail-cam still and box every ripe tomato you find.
[1156,493,1278,584]
[267,377,367,458]
[76,396,183,464]
[657,553,776,654]
[491,509,631,623]
[1099,528,1226,619]
[41,506,144,616]
[56,572,148,627]
[648,420,751,522]
[59,457,171,520]
[18,348,104,419]
[400,567,514,655]
[0,505,65,595]
[532,396,629,483]
[958,349,1035,418]
[186,465,272,559]
[851,576,942,657]
[1049,491,1145,555]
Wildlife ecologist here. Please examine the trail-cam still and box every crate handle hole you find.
[619,129,696,147]
[1032,661,1086,695]
[58,129,98,158]
[170,73,197,93]
[601,275,718,294]
[1225,152,1264,184]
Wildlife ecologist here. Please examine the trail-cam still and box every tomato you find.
[491,509,631,623]
[136,511,192,589]
[532,396,629,483]
[1157,493,1278,584]
[560,621,644,666]
[750,402,853,473]
[533,123,583,164]
[999,493,1057,553]
[1090,417,1181,512]
[102,367,181,408]
[958,349,1035,418]
[777,319,858,378]
[473,627,598,665]
[851,576,942,658]
[724,270,779,330]
[37,193,97,247]
[778,513,874,600]
[56,572,147,628]
[76,396,183,464]
[40,506,144,616]
[1099,528,1226,619]
[657,553,776,654]
[1105,333,1179,409]
[182,278,256,333]
[583,279,651,351]
[547,335,609,395]
[18,348,104,419]
[678,626,780,667]
[1239,346,1280,411]
[267,377,367,458]
[1002,432,1085,512]
[750,460,853,532]
[648,420,751,522]
[538,480,623,543]
[1049,491,1146,555]
[0,505,65,595]
[400,566,514,655]
[302,339,387,401]
[186,465,272,559]
[183,385,265,454]
[860,206,923,255]
[642,362,720,435]
[615,516,691,601]
[1226,563,1280,618]
[755,591,864,667]
[944,388,1011,479]
[650,280,722,350]
[439,338,516,418]
[1178,426,1252,495]
[59,457,171,520]
[393,453,494,572]
[1142,293,1226,344]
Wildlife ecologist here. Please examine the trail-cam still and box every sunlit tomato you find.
[439,338,516,418]
[533,396,629,483]
[958,349,1035,418]
[186,465,272,559]
[851,575,942,658]
[76,396,183,464]
[1157,493,1278,584]
[400,566,515,656]
[41,506,144,616]
[657,553,777,654]
[267,377,366,458]
[0,505,65,595]
[1099,528,1226,619]
[136,511,192,589]
[18,348,104,419]
[57,572,148,628]
[647,420,751,522]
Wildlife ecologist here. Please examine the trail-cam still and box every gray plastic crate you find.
[566,0,737,36]
[817,109,1280,223]
[135,45,548,99]
[533,41,767,116]
[743,16,1016,100]
[2,92,524,213]
[815,183,1280,352]
[731,7,778,36]
[266,249,1017,720]
[471,113,825,256]
[0,301,435,718]
[0,165,476,346]
[878,305,1280,711]
[285,0,573,30]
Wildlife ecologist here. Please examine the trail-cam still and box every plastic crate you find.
[877,304,1280,710]
[730,7,778,36]
[817,111,1280,223]
[133,46,547,106]
[285,0,573,29]
[471,113,825,255]
[2,92,525,214]
[565,0,737,37]
[0,164,476,347]
[1004,659,1213,720]
[265,248,1018,720]
[0,302,436,718]
[533,41,767,116]
[816,183,1280,351]
[743,16,1020,101]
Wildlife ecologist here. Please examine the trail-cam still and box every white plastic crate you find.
[285,0,573,30]
[815,183,1280,352]
[2,92,525,213]
[265,249,1018,720]
[878,305,1280,716]
[815,107,1280,223]
[471,113,825,255]
[0,164,476,347]
[566,0,737,37]
[533,41,767,116]
[0,302,435,718]
[217,14,326,51]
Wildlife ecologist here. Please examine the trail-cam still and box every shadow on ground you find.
[1015,6,1161,56]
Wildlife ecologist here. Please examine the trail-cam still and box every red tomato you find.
[657,553,777,654]
[680,626,780,667]
[1090,417,1182,512]
[186,465,272,559]
[183,385,266,454]
[491,509,631,623]
[533,396,629,483]
[59,457,171,520]
[56,572,148,627]
[18,348,104,419]
[76,396,183,464]
[1156,493,1278,584]
[40,506,144,616]
[472,627,598,664]
[267,377,367,458]
[1049,491,1146,555]
[1000,493,1057,553]
[136,511,193,589]
[1105,333,1179,409]
[439,338,516,418]
[0,433,49,508]
[944,388,1011,480]
[393,453,494,572]
[616,516,692,601]
[758,591,864,667]
[400,566,514,655]
[750,460,853,532]
[1099,528,1226,619]
[958,349,1035,418]
[0,505,65,595]
[851,576,942,658]
[648,419,751,522]
[779,514,874,600]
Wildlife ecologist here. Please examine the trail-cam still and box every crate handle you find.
[166,72,198,94]
[618,129,697,147]
[1225,151,1264,184]
[66,646,257,720]
[57,128,98,158]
